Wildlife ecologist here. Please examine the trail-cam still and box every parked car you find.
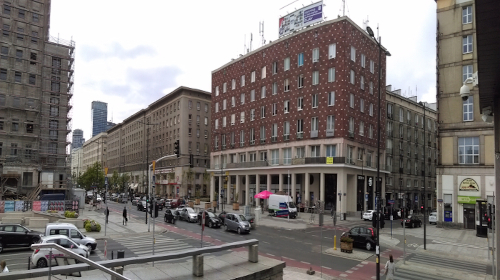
[31,235,89,268]
[223,213,251,234]
[164,209,177,224]
[179,207,198,222]
[96,194,102,202]
[45,223,97,251]
[156,198,165,208]
[363,210,375,221]
[429,212,437,225]
[401,215,422,228]
[137,201,148,212]
[342,226,377,251]
[169,199,181,209]
[132,198,140,206]
[197,210,222,228]
[165,199,173,208]
[0,224,44,253]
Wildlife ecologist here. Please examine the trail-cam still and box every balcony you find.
[326,129,334,137]
[291,156,346,165]
[240,142,244,147]
[260,139,266,144]
[222,144,226,150]
[230,143,235,148]
[250,140,255,145]
[296,132,303,139]
[310,130,318,138]
[226,161,268,168]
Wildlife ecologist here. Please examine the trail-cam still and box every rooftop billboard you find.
[279,1,323,37]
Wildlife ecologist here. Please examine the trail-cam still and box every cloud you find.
[80,42,157,61]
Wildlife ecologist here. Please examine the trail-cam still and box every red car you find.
[169,199,181,209]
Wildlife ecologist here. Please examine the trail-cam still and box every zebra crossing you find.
[406,253,488,275]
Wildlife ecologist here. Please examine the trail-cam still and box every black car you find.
[401,215,422,228]
[0,224,44,252]
[137,201,147,212]
[197,210,222,228]
[342,226,377,251]
[164,209,176,224]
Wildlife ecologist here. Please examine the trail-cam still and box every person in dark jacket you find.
[123,206,128,226]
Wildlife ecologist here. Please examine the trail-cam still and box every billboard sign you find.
[279,1,323,37]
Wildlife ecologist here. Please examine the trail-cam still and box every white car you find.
[429,212,437,225]
[32,235,89,268]
[363,210,375,221]
[96,194,102,202]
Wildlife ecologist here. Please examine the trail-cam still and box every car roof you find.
[42,234,72,241]
[46,223,78,228]
[0,224,24,227]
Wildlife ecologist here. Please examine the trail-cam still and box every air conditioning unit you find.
[297,132,303,139]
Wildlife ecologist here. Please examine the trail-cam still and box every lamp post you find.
[366,25,390,280]
[419,101,427,250]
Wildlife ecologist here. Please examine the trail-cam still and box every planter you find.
[232,203,240,211]
[195,199,200,205]
[204,203,212,210]
[212,201,217,208]
[340,242,353,253]
[188,201,194,208]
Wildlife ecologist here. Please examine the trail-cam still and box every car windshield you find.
[239,215,247,221]
[288,202,296,208]
[187,208,195,213]
[207,212,216,218]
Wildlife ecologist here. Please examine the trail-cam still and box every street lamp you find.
[419,101,427,250]
[366,25,390,280]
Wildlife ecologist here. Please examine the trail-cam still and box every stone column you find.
[218,175,222,207]
[320,172,325,204]
[236,175,241,204]
[210,175,215,202]
[279,174,283,192]
[291,173,296,204]
[305,172,310,207]
[245,174,250,206]
[267,174,271,192]
[255,174,260,206]
[227,175,232,205]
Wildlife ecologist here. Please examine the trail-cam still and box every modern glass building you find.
[71,129,85,150]
[91,101,108,137]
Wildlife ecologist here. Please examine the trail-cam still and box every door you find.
[464,208,475,229]
[70,229,84,246]
[349,227,360,246]
[14,226,29,246]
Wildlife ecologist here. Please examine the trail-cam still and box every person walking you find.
[384,254,395,280]
[123,206,128,226]
[1,260,9,272]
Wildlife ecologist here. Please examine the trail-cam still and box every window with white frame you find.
[231,96,235,107]
[463,65,473,82]
[240,111,245,123]
[328,91,335,106]
[251,90,255,101]
[261,86,266,99]
[369,81,373,94]
[370,60,374,73]
[221,135,226,148]
[261,66,266,79]
[272,103,277,116]
[399,108,404,122]
[328,67,335,82]
[312,47,319,62]
[349,117,354,133]
[311,145,320,157]
[361,54,366,68]
[359,121,365,136]
[251,71,256,82]
[240,153,246,162]
[241,75,245,87]
[312,71,319,85]
[462,6,472,24]
[297,97,303,110]
[360,98,365,113]
[463,96,473,121]
[369,124,373,139]
[312,94,318,108]
[222,116,227,127]
[205,117,208,125]
[223,99,227,110]
[369,103,373,116]
[260,126,266,140]
[240,93,245,104]
[215,135,219,148]
[284,100,290,113]
[231,114,235,125]
[347,146,354,163]
[250,128,255,142]
[223,82,227,93]
[272,82,278,94]
[215,102,219,113]
[284,57,290,71]
[298,74,304,88]
[249,152,256,161]
[326,145,336,157]
[215,86,219,96]
[283,121,290,135]
[360,76,365,89]
[272,123,278,137]
[283,148,291,164]
[296,146,305,158]
[358,149,364,160]
[215,119,219,129]
[284,79,290,92]
[273,61,278,74]
[350,70,355,84]
[329,43,336,59]
[327,115,334,131]
[260,151,267,161]
[407,111,411,123]
[261,106,266,118]
[231,79,236,90]
[311,117,318,132]
[250,108,255,121]
[463,35,473,53]
[349,93,354,108]
[298,53,304,66]
[350,46,356,61]
[297,119,304,133]
[271,149,279,165]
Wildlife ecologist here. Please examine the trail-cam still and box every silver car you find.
[179,207,198,222]
[224,213,251,234]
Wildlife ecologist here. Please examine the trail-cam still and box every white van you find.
[268,194,297,218]
[45,223,97,251]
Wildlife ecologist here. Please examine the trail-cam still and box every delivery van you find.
[268,194,297,218]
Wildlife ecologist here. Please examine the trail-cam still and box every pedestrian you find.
[1,260,9,273]
[123,206,128,226]
[384,254,395,279]
[105,207,109,224]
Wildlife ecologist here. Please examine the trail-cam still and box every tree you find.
[118,173,131,193]
[110,170,120,191]
[79,162,105,192]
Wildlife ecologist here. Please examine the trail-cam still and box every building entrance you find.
[463,206,475,229]
[324,174,337,210]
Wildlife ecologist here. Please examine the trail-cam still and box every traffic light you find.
[174,140,180,157]
[154,204,159,218]
[488,203,492,229]
[189,154,194,168]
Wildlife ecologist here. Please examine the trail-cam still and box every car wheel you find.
[31,237,39,245]
[87,244,93,252]
[224,224,228,231]
[37,258,48,268]
[366,242,373,251]
[237,227,242,235]
[209,221,213,228]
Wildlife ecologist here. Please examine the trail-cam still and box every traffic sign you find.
[388,200,395,204]
[152,175,155,183]
[104,177,108,185]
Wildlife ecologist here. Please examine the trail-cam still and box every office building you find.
[91,101,107,137]
[71,129,84,150]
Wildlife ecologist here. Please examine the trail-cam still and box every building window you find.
[272,82,278,94]
[463,96,473,121]
[350,70,355,84]
[272,103,277,116]
[326,145,336,157]
[241,75,245,87]
[298,53,304,66]
[222,117,227,127]
[369,124,373,139]
[370,60,375,73]
[240,130,245,145]
[311,117,318,132]
[261,66,266,79]
[284,100,290,113]
[369,103,373,116]
[283,121,290,137]
[359,121,364,136]
[29,74,35,85]
[250,128,255,143]
[399,108,404,122]
[312,47,319,62]
[251,89,255,101]
[361,54,366,68]
[296,147,305,158]
[328,67,335,82]
[188,100,193,109]
[462,6,472,24]
[260,126,266,140]
[261,106,266,118]
[463,35,473,54]
[349,93,354,108]
[328,43,336,59]
[297,97,303,110]
[0,68,6,80]
[284,57,290,71]
[312,71,319,85]
[360,76,365,90]
[349,117,354,133]
[0,46,7,59]
[240,111,245,123]
[231,79,236,90]
[311,145,320,157]
[261,86,266,99]
[240,93,245,105]
[215,86,219,96]
[463,65,473,82]
[11,143,17,155]
[215,102,219,113]
[297,119,304,133]
[312,94,318,108]
[369,81,373,94]
[3,5,11,15]
[350,46,356,61]
[298,75,304,88]
[16,49,23,62]
[251,71,256,82]
[215,119,219,129]
[223,82,227,93]
[328,92,335,106]
[284,79,290,92]
[273,61,278,74]
[271,149,279,165]
[360,99,365,113]
[14,72,21,83]
[250,109,255,121]
[283,148,291,165]
[272,123,278,138]
[223,99,227,110]
[327,115,335,132]
[11,121,19,131]
[459,137,479,164]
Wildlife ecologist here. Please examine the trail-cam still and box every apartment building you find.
[70,146,83,177]
[436,0,495,228]
[0,0,75,199]
[106,86,211,197]
[81,132,107,172]
[385,87,438,213]
[208,17,390,216]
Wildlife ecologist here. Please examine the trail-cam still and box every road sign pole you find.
[152,161,156,267]
[201,211,205,248]
[403,195,406,264]
[104,168,108,237]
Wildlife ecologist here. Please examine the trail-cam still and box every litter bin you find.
[117,250,125,259]
[319,212,324,226]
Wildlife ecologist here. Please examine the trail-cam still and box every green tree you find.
[110,170,120,191]
[118,173,131,193]
[80,162,105,192]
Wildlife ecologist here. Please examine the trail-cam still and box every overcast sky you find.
[50,0,436,141]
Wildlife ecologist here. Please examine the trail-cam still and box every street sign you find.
[104,177,108,185]
[104,168,108,175]
[388,200,395,204]
[152,175,156,183]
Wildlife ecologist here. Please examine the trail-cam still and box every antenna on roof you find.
[259,21,266,46]
[250,33,253,52]
[363,16,369,31]
[343,0,345,16]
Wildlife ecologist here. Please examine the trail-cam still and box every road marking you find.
[267,253,275,257]
[345,270,353,274]
[301,261,310,264]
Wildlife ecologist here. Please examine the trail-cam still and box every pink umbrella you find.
[254,190,273,199]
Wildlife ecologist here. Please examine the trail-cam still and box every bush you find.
[64,211,78,218]
[340,236,353,243]
[84,220,101,232]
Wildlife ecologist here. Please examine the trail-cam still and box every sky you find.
[50,0,437,141]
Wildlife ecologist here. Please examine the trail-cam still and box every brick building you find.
[208,17,389,216]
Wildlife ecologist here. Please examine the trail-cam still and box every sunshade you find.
[254,190,273,199]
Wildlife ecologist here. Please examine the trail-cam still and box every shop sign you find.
[457,195,480,204]
[459,178,479,192]
[326,157,333,164]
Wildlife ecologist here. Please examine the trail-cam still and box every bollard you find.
[334,235,337,250]
[117,250,125,259]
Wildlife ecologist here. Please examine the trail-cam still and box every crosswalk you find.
[386,267,449,280]
[406,253,488,274]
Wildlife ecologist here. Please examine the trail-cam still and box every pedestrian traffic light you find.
[189,154,194,168]
[154,204,159,218]
[174,140,180,157]
[488,203,493,229]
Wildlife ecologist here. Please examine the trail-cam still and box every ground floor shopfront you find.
[208,164,389,217]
